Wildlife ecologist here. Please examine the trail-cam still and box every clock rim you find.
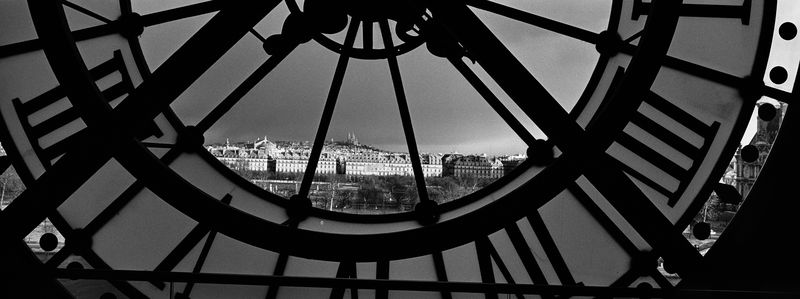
[127,0,625,224]
[20,0,691,263]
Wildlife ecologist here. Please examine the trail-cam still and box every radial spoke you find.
[363,20,373,50]
[298,19,360,198]
[429,2,586,153]
[448,56,537,147]
[62,0,112,23]
[139,0,226,27]
[249,29,267,43]
[195,44,297,133]
[0,0,225,58]
[380,20,430,203]
[465,0,599,44]
[113,1,281,135]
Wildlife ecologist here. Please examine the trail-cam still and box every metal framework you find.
[1,0,799,298]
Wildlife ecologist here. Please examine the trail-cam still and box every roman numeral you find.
[503,216,580,291]
[611,91,720,207]
[431,252,453,299]
[151,194,232,291]
[526,214,576,286]
[583,154,704,280]
[569,183,674,288]
[475,236,525,299]
[632,0,751,25]
[329,261,358,299]
[11,50,161,169]
[504,224,549,285]
[376,260,390,299]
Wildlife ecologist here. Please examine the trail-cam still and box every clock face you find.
[0,0,793,298]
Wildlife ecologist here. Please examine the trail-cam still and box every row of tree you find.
[237,167,500,212]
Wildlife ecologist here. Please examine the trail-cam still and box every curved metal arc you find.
[573,0,706,280]
[20,0,580,259]
[23,0,692,269]
[433,0,702,279]
[690,77,800,292]
[22,0,566,261]
[674,0,779,251]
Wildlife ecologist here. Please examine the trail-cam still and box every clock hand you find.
[426,2,586,154]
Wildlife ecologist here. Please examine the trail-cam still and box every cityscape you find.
[198,101,784,219]
[1,1,798,297]
[205,132,527,212]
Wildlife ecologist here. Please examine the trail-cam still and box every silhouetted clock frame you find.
[0,0,791,298]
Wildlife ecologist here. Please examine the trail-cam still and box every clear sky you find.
[137,0,612,155]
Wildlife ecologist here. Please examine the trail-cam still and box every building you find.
[498,154,527,175]
[274,151,336,174]
[420,153,443,177]
[446,154,505,179]
[207,138,273,172]
[344,153,442,177]
[734,102,786,199]
[441,153,463,177]
[346,132,359,146]
[207,135,446,177]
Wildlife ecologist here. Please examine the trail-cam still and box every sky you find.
[0,0,767,155]
[136,0,612,155]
